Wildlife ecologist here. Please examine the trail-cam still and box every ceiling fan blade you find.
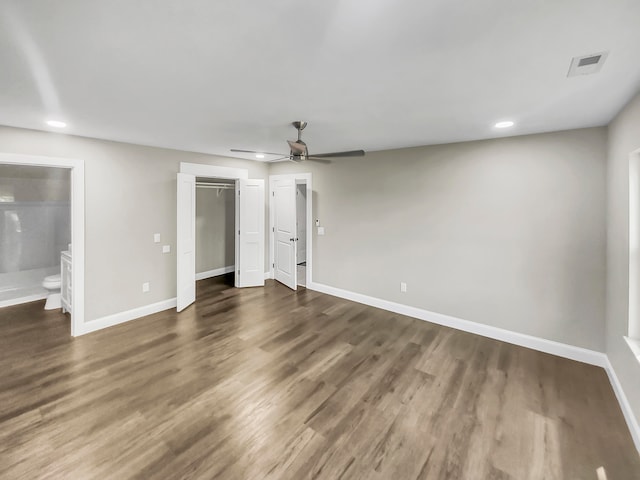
[287,140,307,155]
[311,150,365,158]
[306,157,332,164]
[266,157,290,163]
[230,149,285,156]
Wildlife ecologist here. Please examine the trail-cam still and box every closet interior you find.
[195,178,236,290]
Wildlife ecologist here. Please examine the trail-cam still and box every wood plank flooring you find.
[1,275,638,479]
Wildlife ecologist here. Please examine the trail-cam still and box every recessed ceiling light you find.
[495,121,515,129]
[46,120,67,128]
[255,154,265,159]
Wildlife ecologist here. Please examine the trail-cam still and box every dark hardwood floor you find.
[0,276,638,479]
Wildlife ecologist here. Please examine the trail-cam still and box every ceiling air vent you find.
[567,52,608,77]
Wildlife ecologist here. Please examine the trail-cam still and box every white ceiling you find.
[1,0,639,161]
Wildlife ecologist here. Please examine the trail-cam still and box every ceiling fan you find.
[231,121,365,163]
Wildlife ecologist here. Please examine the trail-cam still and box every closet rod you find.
[195,183,235,189]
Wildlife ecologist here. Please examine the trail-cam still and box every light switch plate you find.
[142,282,150,293]
[154,233,161,243]
[162,245,171,253]
[317,226,325,236]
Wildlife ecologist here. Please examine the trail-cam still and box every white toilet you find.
[42,274,62,310]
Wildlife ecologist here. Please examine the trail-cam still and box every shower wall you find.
[0,165,71,275]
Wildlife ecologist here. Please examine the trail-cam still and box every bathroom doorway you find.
[195,178,236,294]
[0,165,71,308]
[0,153,85,336]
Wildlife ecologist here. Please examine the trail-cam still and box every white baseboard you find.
[307,282,607,367]
[0,293,48,308]
[604,358,640,452]
[77,298,177,336]
[265,271,273,280]
[76,271,272,337]
[307,281,640,452]
[196,266,235,281]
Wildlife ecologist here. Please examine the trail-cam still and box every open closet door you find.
[235,179,265,287]
[273,178,297,290]
[176,173,196,311]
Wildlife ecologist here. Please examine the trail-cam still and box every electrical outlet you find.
[162,245,171,253]
[317,226,325,236]
[153,233,161,243]
[142,282,150,293]
[400,282,407,293]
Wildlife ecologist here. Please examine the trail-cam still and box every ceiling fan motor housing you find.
[288,139,307,155]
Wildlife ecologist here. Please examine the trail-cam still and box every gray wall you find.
[606,91,640,426]
[0,124,611,356]
[196,187,235,273]
[271,128,607,351]
[0,125,268,321]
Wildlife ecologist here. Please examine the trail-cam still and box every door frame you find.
[269,173,312,287]
[178,162,248,307]
[0,152,85,337]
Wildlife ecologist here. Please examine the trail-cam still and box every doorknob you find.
[290,238,295,242]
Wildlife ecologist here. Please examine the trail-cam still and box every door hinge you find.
[272,263,275,268]
[238,230,240,235]
[237,270,240,276]
[272,191,275,196]
[272,227,275,232]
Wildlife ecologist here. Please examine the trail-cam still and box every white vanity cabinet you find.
[61,251,72,314]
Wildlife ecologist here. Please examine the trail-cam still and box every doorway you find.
[269,173,312,290]
[176,162,265,312]
[0,165,71,307]
[0,153,85,336]
[195,178,235,290]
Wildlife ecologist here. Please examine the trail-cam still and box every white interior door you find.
[235,179,265,287]
[274,178,297,290]
[177,173,196,311]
